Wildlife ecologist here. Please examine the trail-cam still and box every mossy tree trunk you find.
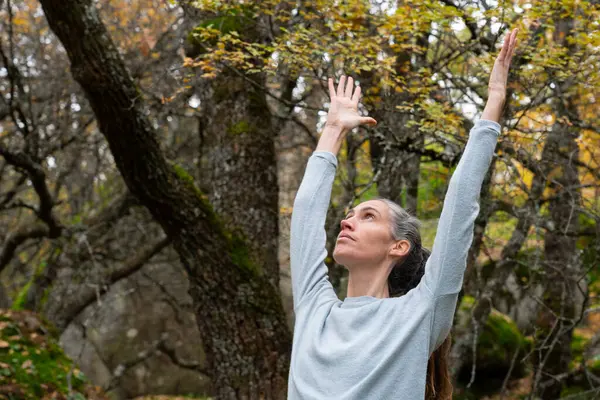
[202,74,281,288]
[187,11,282,287]
[38,1,291,398]
[532,15,583,398]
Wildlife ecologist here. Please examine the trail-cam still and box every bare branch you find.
[0,145,61,235]
[59,236,171,331]
[0,224,49,274]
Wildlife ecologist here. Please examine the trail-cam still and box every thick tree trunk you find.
[38,1,291,398]
[369,103,413,206]
[198,71,280,289]
[402,150,420,213]
[531,121,582,399]
[531,15,583,399]
[186,7,296,291]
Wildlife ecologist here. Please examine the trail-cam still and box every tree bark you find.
[532,123,581,400]
[530,14,584,399]
[0,283,10,309]
[38,1,291,398]
[368,12,429,212]
[189,40,280,289]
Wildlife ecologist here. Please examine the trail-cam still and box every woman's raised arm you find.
[417,28,519,350]
[290,77,377,309]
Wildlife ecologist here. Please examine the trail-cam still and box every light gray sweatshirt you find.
[287,119,501,399]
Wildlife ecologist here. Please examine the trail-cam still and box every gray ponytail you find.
[378,198,431,297]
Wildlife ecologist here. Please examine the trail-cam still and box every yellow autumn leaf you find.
[12,17,28,26]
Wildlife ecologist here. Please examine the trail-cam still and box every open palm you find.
[326,76,377,133]
[489,28,519,95]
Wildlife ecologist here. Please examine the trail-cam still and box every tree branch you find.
[59,236,171,331]
[0,224,49,274]
[0,145,61,235]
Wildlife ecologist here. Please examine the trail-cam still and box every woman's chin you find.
[333,247,353,266]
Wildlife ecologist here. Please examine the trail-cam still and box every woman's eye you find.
[365,213,375,220]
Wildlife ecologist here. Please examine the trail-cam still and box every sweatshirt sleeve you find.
[420,119,501,351]
[290,151,338,310]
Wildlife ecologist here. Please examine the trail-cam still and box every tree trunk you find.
[532,125,581,399]
[38,1,291,398]
[530,14,583,399]
[0,283,10,309]
[369,97,413,206]
[369,14,429,212]
[201,75,281,288]
[188,15,281,289]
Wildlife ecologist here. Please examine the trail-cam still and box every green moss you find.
[461,294,476,308]
[478,310,527,362]
[169,162,261,277]
[11,260,49,311]
[228,232,261,276]
[11,280,32,311]
[227,120,253,136]
[571,331,587,364]
[172,163,196,186]
[170,162,211,211]
[38,287,52,311]
[0,310,103,399]
[456,298,529,390]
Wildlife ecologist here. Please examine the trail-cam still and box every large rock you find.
[58,261,211,399]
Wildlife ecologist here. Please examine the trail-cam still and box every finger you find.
[507,29,519,62]
[328,78,336,99]
[345,76,354,98]
[498,30,511,60]
[503,30,517,67]
[360,117,377,127]
[351,84,362,104]
[337,75,347,97]
[506,39,517,66]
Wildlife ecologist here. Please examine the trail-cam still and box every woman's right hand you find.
[316,75,377,154]
[325,75,377,134]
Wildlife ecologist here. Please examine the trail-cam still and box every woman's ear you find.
[389,239,411,258]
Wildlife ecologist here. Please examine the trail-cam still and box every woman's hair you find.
[379,198,453,400]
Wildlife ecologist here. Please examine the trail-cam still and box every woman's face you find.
[333,200,396,268]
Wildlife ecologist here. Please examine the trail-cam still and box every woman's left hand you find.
[488,28,519,97]
[482,28,519,122]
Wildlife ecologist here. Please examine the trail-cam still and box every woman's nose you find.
[340,218,354,231]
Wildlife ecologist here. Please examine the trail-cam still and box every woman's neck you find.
[346,264,391,298]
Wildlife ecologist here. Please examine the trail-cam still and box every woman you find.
[288,29,519,399]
